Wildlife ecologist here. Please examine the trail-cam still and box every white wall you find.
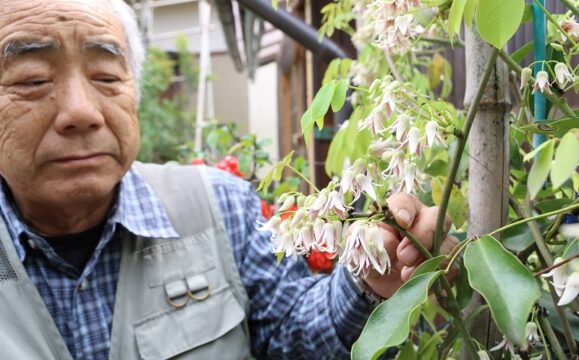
[248,62,279,163]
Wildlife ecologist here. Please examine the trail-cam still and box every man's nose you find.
[54,75,105,134]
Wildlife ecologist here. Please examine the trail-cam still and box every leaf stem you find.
[433,48,500,256]
[498,50,576,118]
[444,238,475,273]
[286,164,320,192]
[489,202,579,237]
[559,0,579,18]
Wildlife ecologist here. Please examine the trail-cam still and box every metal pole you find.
[235,0,349,62]
[533,0,547,148]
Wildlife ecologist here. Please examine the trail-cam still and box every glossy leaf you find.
[463,0,478,29]
[464,235,540,348]
[325,126,346,176]
[448,0,467,44]
[331,79,349,112]
[311,80,336,121]
[551,132,579,189]
[352,271,442,360]
[511,41,534,64]
[527,140,555,199]
[455,260,473,310]
[476,0,525,49]
[410,255,445,280]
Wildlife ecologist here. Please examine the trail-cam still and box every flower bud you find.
[296,195,306,208]
[278,196,295,212]
[520,67,532,90]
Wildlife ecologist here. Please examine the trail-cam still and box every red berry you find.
[191,158,205,165]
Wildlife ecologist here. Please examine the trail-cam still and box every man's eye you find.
[95,76,120,83]
[17,79,49,86]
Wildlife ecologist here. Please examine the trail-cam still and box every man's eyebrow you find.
[2,40,58,62]
[83,41,126,60]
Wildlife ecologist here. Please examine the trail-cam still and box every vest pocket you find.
[134,286,246,360]
[141,233,216,288]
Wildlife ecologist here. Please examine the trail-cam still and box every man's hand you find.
[363,193,459,299]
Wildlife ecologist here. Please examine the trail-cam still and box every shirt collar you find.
[0,164,179,262]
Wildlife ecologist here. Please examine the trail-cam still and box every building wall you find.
[248,62,280,163]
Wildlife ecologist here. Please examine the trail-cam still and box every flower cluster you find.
[523,63,576,95]
[352,0,423,54]
[257,185,394,278]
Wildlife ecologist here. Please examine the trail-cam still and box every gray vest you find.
[0,163,251,360]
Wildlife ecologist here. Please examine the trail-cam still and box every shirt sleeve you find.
[208,168,375,359]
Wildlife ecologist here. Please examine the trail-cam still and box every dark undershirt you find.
[44,220,107,273]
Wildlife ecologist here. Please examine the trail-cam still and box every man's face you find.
[0,0,139,208]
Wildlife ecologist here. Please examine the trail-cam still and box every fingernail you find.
[396,209,412,228]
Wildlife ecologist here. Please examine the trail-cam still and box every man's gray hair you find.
[109,0,146,102]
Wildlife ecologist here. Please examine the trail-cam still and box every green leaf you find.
[448,0,468,44]
[326,126,346,176]
[521,4,533,23]
[428,53,445,89]
[502,222,535,252]
[272,0,278,10]
[527,140,555,199]
[410,255,445,280]
[397,341,417,360]
[323,59,341,85]
[352,271,443,360]
[551,132,579,189]
[523,138,555,162]
[464,235,540,348]
[300,107,314,137]
[476,0,525,49]
[331,79,349,113]
[311,81,336,121]
[511,41,534,64]
[463,0,478,29]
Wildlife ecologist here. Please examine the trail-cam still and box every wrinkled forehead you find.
[0,0,123,40]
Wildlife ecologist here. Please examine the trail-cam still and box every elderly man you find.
[0,0,456,359]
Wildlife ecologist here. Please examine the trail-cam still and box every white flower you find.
[316,221,340,253]
[558,271,579,306]
[257,215,281,234]
[525,322,541,346]
[520,67,532,90]
[358,107,387,135]
[340,167,377,203]
[561,17,579,42]
[369,137,396,156]
[532,71,551,94]
[407,127,421,155]
[339,221,391,277]
[541,257,569,296]
[294,226,315,255]
[477,350,490,360]
[384,149,405,177]
[554,63,573,88]
[272,230,296,256]
[309,191,328,217]
[424,120,446,148]
[490,336,515,354]
[398,160,422,193]
[325,190,349,218]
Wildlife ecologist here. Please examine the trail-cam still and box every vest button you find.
[79,279,89,291]
[27,239,38,250]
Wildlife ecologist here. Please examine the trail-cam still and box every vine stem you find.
[489,202,579,237]
[538,311,568,360]
[286,165,320,192]
[535,253,579,277]
[498,50,576,118]
[433,48,500,256]
[440,277,480,359]
[382,214,433,259]
[559,0,579,18]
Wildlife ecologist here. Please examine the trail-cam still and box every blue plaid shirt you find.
[0,164,373,360]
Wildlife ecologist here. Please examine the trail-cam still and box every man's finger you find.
[400,265,416,282]
[387,192,425,229]
[405,206,451,250]
[396,237,425,266]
